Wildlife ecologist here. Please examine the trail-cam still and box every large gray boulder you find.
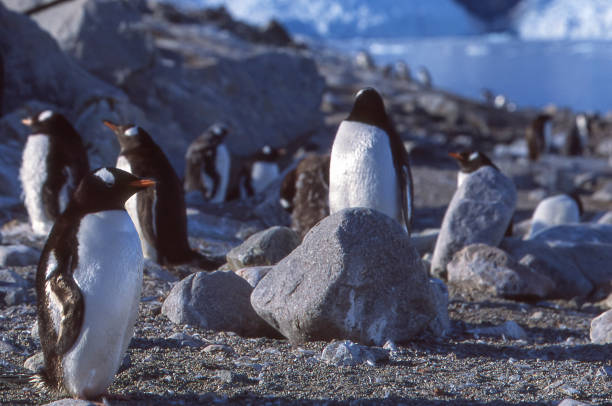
[447,244,555,299]
[226,226,299,270]
[251,208,443,346]
[161,270,277,338]
[431,167,517,278]
[590,309,612,344]
[30,0,153,86]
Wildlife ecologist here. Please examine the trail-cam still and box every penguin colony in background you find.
[525,113,552,161]
[35,167,154,398]
[329,87,414,235]
[239,145,284,198]
[20,110,89,236]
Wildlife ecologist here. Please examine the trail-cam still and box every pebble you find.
[24,352,44,373]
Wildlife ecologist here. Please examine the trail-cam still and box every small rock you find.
[168,332,202,347]
[24,351,44,373]
[0,244,40,267]
[226,226,299,270]
[202,344,234,354]
[431,166,517,278]
[595,211,612,225]
[525,194,581,239]
[590,309,612,344]
[559,384,581,397]
[161,270,277,338]
[234,266,272,288]
[0,268,31,306]
[447,244,555,299]
[0,339,18,353]
[469,320,527,340]
[427,278,451,336]
[557,399,592,406]
[320,340,389,366]
[593,181,612,202]
[251,208,443,345]
[43,400,98,406]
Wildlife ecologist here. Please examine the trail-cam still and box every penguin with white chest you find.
[240,145,284,198]
[104,121,219,269]
[526,193,583,239]
[20,110,89,236]
[184,123,231,203]
[329,87,414,234]
[35,167,154,399]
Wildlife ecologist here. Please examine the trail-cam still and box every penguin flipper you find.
[279,167,297,212]
[137,186,158,253]
[46,273,84,355]
[401,163,414,236]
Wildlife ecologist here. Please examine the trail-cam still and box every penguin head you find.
[449,150,497,174]
[253,145,285,162]
[207,123,229,146]
[346,87,389,130]
[21,110,76,137]
[103,120,153,151]
[70,167,155,214]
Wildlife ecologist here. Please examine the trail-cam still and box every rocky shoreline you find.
[0,1,611,405]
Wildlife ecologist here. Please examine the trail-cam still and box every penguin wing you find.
[40,253,84,356]
[136,186,158,251]
[401,162,414,236]
[41,164,67,220]
[279,167,297,211]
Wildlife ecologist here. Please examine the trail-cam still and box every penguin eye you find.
[94,168,115,187]
[38,110,54,121]
[124,127,139,137]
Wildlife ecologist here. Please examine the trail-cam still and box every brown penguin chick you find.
[280,154,330,239]
[526,113,552,161]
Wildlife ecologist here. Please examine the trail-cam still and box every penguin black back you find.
[526,114,551,161]
[346,88,414,233]
[36,167,154,392]
[184,123,229,199]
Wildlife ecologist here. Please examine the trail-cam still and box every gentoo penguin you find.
[394,61,411,82]
[526,193,583,239]
[184,123,231,203]
[280,154,330,238]
[329,87,414,234]
[416,66,432,88]
[240,145,284,198]
[104,121,218,269]
[448,150,499,188]
[525,113,552,161]
[35,167,153,399]
[449,150,514,236]
[562,114,590,156]
[20,110,90,236]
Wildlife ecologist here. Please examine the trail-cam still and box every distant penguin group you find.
[20,110,89,236]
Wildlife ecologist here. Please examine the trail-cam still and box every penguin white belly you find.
[20,134,52,236]
[251,162,279,194]
[58,167,74,214]
[116,156,157,261]
[62,210,143,399]
[457,171,469,188]
[204,143,230,203]
[527,195,580,239]
[329,121,400,222]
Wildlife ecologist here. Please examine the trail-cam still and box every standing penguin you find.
[448,150,499,188]
[104,121,218,269]
[184,123,231,203]
[240,145,284,198]
[525,113,552,161]
[35,167,154,399]
[329,87,414,234]
[562,114,590,156]
[20,110,90,236]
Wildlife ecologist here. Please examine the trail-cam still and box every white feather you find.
[58,167,74,214]
[124,127,139,137]
[526,195,580,239]
[250,161,279,194]
[20,134,53,236]
[457,171,469,188]
[62,210,143,399]
[203,143,230,203]
[94,168,114,186]
[329,121,402,227]
[116,156,158,261]
[38,110,54,121]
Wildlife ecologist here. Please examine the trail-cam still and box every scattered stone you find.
[557,399,592,406]
[427,278,451,337]
[161,270,277,338]
[0,268,31,306]
[213,370,255,385]
[168,332,203,347]
[469,320,527,340]
[251,208,442,345]
[234,266,272,288]
[320,340,389,366]
[431,166,517,278]
[590,309,612,344]
[202,344,234,355]
[43,400,98,406]
[0,244,40,267]
[559,384,581,397]
[447,244,555,299]
[0,339,18,353]
[24,351,44,373]
[226,226,299,271]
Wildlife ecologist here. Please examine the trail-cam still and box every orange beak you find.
[448,152,462,160]
[129,179,156,189]
[103,120,119,132]
[21,117,33,126]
